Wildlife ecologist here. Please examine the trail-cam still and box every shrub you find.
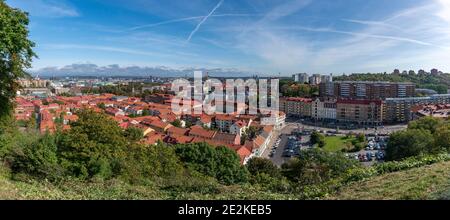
[175,143,249,185]
[6,133,64,181]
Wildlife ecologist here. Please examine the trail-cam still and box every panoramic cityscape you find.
[2,0,450,213]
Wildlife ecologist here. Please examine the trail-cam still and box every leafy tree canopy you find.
[0,1,36,118]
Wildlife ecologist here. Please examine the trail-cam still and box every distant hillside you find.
[31,64,255,78]
[334,73,450,94]
[329,161,450,200]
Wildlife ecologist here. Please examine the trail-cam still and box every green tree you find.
[97,103,106,110]
[26,113,37,131]
[7,133,63,180]
[408,117,442,134]
[142,109,150,116]
[281,148,357,185]
[0,1,36,118]
[246,157,281,178]
[385,129,434,161]
[311,131,325,148]
[57,110,127,179]
[175,142,249,184]
[124,127,144,142]
[356,133,366,143]
[171,119,182,128]
[122,143,183,183]
[433,125,450,153]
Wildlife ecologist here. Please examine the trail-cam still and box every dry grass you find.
[330,161,450,200]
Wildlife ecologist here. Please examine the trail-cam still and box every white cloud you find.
[9,0,79,18]
[43,44,163,57]
[237,31,310,68]
[436,0,450,23]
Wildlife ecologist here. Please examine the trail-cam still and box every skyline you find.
[7,0,450,76]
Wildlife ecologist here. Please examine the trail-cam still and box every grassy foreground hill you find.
[329,161,450,200]
[0,165,295,200]
[2,160,450,200]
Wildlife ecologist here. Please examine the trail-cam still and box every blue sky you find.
[6,0,450,76]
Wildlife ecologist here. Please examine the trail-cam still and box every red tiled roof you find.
[64,114,79,122]
[253,135,266,149]
[200,114,212,123]
[165,134,194,144]
[215,114,236,121]
[263,125,274,134]
[234,120,246,128]
[188,125,216,139]
[144,132,166,145]
[167,126,188,136]
[148,119,172,130]
[236,146,252,162]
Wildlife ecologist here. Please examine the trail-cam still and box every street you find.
[284,119,408,136]
[261,123,311,166]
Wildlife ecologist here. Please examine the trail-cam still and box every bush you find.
[124,127,144,142]
[6,133,64,181]
[246,157,280,178]
[281,148,358,185]
[57,110,128,180]
[121,144,184,184]
[311,131,325,148]
[175,142,249,185]
[385,129,434,161]
[343,153,450,183]
[356,133,366,143]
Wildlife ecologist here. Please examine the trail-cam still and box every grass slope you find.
[0,166,294,200]
[330,161,450,200]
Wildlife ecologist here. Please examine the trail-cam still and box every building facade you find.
[319,81,415,100]
[280,97,312,118]
[312,97,337,121]
[383,94,450,123]
[292,73,309,83]
[336,99,383,125]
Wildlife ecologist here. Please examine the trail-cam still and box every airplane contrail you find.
[186,0,224,43]
[128,13,258,32]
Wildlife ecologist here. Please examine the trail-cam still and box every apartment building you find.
[280,97,312,118]
[336,99,383,125]
[383,94,450,123]
[320,81,415,100]
[309,74,322,85]
[312,97,337,121]
[292,73,309,83]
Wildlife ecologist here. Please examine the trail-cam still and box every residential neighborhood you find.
[14,91,281,165]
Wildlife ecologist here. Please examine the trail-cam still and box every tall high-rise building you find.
[292,73,309,83]
[321,74,333,83]
[309,74,322,85]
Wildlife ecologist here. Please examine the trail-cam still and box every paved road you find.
[285,120,407,136]
[262,124,311,166]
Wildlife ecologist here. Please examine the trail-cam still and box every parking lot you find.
[345,136,388,166]
[266,125,311,166]
[265,122,390,167]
